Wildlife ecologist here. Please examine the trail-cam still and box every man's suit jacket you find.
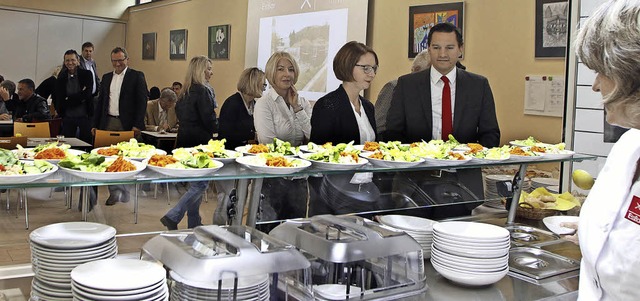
[144,99,178,131]
[310,85,376,144]
[385,67,500,147]
[53,68,94,117]
[93,68,148,131]
[78,56,100,96]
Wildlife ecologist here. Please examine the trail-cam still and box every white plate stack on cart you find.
[70,258,168,301]
[531,177,559,191]
[29,222,117,300]
[170,271,269,301]
[378,215,437,259]
[431,221,510,286]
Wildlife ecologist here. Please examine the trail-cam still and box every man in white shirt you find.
[78,42,100,97]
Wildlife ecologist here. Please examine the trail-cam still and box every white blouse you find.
[349,99,376,144]
[253,88,312,146]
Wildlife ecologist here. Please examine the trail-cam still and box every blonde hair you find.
[180,55,212,100]
[237,67,265,98]
[264,52,299,86]
[575,0,640,128]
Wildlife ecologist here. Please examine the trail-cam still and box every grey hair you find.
[412,49,431,72]
[575,0,640,128]
[159,88,177,102]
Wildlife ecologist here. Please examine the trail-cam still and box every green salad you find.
[267,138,298,155]
[168,149,222,169]
[191,139,239,159]
[59,153,114,172]
[306,141,361,163]
[512,136,540,146]
[0,148,55,175]
[93,138,158,158]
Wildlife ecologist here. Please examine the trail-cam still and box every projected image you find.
[257,9,348,100]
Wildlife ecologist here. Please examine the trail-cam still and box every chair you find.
[13,122,51,138]
[93,130,134,148]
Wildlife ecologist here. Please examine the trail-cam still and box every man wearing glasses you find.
[92,46,148,206]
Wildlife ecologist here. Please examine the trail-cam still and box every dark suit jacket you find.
[79,56,100,96]
[218,92,255,149]
[310,85,376,144]
[175,84,217,147]
[144,99,178,131]
[93,68,148,131]
[35,76,57,100]
[385,68,500,147]
[12,93,51,122]
[53,68,94,117]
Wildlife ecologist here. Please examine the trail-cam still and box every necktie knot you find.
[441,76,449,84]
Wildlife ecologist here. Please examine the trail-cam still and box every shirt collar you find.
[113,67,128,76]
[157,101,165,113]
[430,66,458,85]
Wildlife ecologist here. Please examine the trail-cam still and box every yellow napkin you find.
[518,187,581,211]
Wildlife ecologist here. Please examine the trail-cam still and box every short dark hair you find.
[333,41,379,82]
[0,75,4,83]
[18,79,35,91]
[0,80,15,94]
[64,49,79,59]
[82,42,94,50]
[149,86,161,99]
[111,47,128,58]
[427,23,463,47]
[172,82,182,87]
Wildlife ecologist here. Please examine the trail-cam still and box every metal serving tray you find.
[505,224,560,246]
[509,247,580,280]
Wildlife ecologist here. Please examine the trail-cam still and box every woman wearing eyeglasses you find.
[310,41,378,144]
[309,41,379,216]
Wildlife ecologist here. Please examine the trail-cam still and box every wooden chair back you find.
[94,130,135,148]
[13,122,51,138]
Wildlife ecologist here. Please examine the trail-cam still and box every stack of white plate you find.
[378,215,437,259]
[169,270,269,301]
[531,177,559,191]
[431,221,510,286]
[71,258,168,301]
[29,222,117,301]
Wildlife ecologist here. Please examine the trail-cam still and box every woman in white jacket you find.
[574,1,640,300]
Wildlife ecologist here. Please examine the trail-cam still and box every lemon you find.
[15,133,22,137]
[572,169,595,190]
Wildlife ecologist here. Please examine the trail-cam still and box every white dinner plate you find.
[378,215,437,232]
[542,215,579,235]
[433,221,510,241]
[422,156,471,166]
[431,259,508,286]
[361,154,425,168]
[0,162,58,184]
[170,270,269,290]
[534,150,575,159]
[13,148,86,163]
[144,158,223,177]
[313,284,363,300]
[71,259,166,291]
[235,156,310,175]
[174,148,242,164]
[234,145,299,157]
[30,222,116,249]
[91,146,166,160]
[298,153,368,170]
[58,158,146,180]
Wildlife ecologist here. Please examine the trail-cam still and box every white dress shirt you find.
[108,67,127,117]
[254,88,311,146]
[349,99,376,144]
[430,66,457,140]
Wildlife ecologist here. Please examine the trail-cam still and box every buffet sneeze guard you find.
[270,215,428,300]
[141,225,314,300]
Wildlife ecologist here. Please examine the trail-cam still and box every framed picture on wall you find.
[535,0,568,58]
[408,2,464,58]
[208,24,230,60]
[142,32,156,60]
[169,29,187,60]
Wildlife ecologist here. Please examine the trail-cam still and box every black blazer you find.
[53,68,94,117]
[93,68,148,131]
[175,84,217,147]
[385,68,500,147]
[310,85,376,144]
[218,92,255,149]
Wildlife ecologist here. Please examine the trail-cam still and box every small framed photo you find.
[142,32,156,60]
[408,2,464,58]
[169,29,187,60]
[535,0,568,58]
[208,24,230,60]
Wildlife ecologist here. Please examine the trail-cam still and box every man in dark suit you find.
[54,49,94,144]
[385,22,500,208]
[93,46,148,205]
[78,42,100,97]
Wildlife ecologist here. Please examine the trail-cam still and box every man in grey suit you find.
[78,42,100,97]
[385,22,500,208]
[93,46,148,205]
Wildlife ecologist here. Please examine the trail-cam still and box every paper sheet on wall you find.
[524,75,564,117]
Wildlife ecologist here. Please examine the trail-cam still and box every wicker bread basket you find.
[516,206,556,220]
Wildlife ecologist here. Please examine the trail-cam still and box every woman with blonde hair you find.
[161,55,216,230]
[573,1,640,299]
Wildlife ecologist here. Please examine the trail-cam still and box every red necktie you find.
[441,75,452,139]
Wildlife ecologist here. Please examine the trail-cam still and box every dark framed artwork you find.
[408,2,464,58]
[208,24,230,60]
[169,29,187,60]
[142,32,156,60]
[535,0,568,58]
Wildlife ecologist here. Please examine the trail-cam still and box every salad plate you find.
[0,160,58,184]
[92,146,166,160]
[534,149,575,159]
[58,157,146,180]
[14,148,86,163]
[175,148,241,164]
[144,158,223,177]
[298,153,368,170]
[235,145,299,157]
[235,155,310,175]
[361,153,424,168]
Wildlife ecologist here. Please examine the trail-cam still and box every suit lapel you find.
[453,69,467,133]
[420,70,433,133]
